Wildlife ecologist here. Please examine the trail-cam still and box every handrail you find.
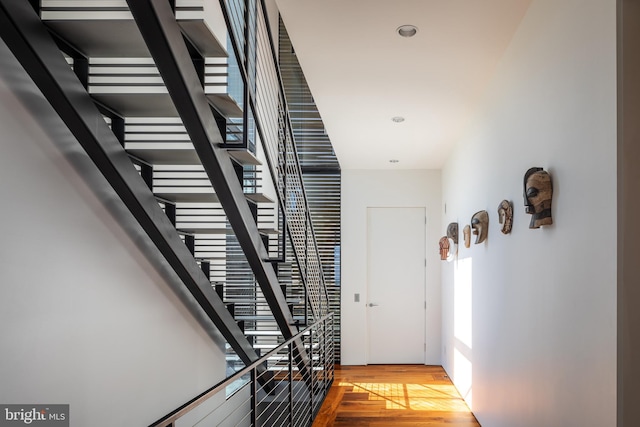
[149,312,334,427]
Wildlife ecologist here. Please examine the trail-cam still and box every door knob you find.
[368,303,379,307]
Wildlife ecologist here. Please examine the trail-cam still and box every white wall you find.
[264,0,281,59]
[0,43,227,426]
[441,1,617,426]
[341,169,442,365]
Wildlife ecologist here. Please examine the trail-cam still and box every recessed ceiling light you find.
[392,116,405,123]
[397,25,418,38]
[389,159,400,163]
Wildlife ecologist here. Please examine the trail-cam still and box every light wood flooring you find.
[313,364,481,427]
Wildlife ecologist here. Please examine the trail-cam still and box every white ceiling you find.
[276,0,532,170]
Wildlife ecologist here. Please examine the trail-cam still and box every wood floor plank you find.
[313,365,481,427]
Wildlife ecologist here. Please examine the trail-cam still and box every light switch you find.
[354,293,360,302]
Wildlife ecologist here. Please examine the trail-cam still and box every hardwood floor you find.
[313,365,481,426]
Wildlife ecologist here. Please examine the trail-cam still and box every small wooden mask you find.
[439,236,450,260]
[524,167,553,229]
[446,222,459,244]
[471,210,489,244]
[463,225,471,248]
[497,200,513,234]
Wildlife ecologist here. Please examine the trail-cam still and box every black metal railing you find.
[277,21,341,357]
[149,313,334,427]
[219,0,330,321]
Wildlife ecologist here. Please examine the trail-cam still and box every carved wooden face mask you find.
[439,236,450,260]
[463,225,471,248]
[497,200,513,234]
[446,222,458,244]
[471,210,489,244]
[524,167,553,229]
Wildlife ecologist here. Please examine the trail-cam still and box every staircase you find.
[0,0,332,425]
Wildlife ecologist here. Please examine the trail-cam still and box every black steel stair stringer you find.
[125,0,312,379]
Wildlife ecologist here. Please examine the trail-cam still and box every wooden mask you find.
[497,200,513,234]
[463,225,471,248]
[471,210,489,244]
[446,222,458,244]
[439,236,450,260]
[524,167,553,229]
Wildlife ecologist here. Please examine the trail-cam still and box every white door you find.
[367,207,426,364]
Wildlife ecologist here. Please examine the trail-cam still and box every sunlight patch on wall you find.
[454,348,473,408]
[454,257,473,408]
[454,257,473,349]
